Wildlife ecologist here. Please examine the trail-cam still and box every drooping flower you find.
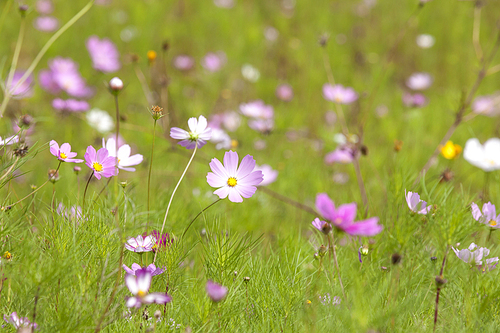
[324,145,357,164]
[173,55,194,71]
[201,52,226,72]
[207,151,263,203]
[125,235,156,253]
[84,146,117,180]
[170,115,212,149]
[472,94,500,116]
[3,312,38,330]
[34,16,59,32]
[440,140,462,159]
[86,36,121,73]
[123,263,164,276]
[255,164,278,186]
[206,280,228,302]
[125,269,172,308]
[471,202,500,228]
[406,72,433,91]
[313,193,383,237]
[6,71,34,99]
[276,84,294,102]
[52,98,89,112]
[39,57,94,98]
[86,108,114,133]
[50,140,83,163]
[405,190,432,214]
[0,135,19,146]
[322,84,358,104]
[463,138,500,172]
[102,138,143,171]
[452,243,499,271]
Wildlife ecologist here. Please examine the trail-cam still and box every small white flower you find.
[406,72,433,91]
[241,64,260,82]
[86,108,114,133]
[170,115,212,149]
[464,138,500,172]
[416,34,435,49]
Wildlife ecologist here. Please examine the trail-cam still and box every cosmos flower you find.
[405,190,432,214]
[313,193,383,236]
[472,94,500,116]
[312,217,332,235]
[206,280,228,302]
[86,108,114,133]
[276,84,294,102]
[173,55,194,71]
[452,243,499,271]
[102,138,143,171]
[241,64,260,82]
[440,141,462,159]
[209,112,241,132]
[402,92,427,108]
[406,72,433,91]
[207,150,263,203]
[34,16,59,32]
[125,235,156,253]
[86,36,121,73]
[125,269,172,308]
[0,135,19,146]
[50,140,83,163]
[84,146,117,180]
[123,263,164,277]
[471,202,500,229]
[248,118,274,134]
[239,100,274,119]
[52,98,89,112]
[39,57,94,98]
[463,138,500,172]
[324,145,356,164]
[322,84,358,104]
[56,203,83,222]
[201,52,226,72]
[6,71,34,99]
[210,128,232,150]
[170,115,212,149]
[3,312,38,330]
[255,164,278,186]
[35,0,53,14]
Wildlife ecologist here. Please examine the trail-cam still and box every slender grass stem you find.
[82,172,94,213]
[5,14,26,99]
[181,198,222,239]
[147,120,157,229]
[330,232,346,301]
[434,246,450,332]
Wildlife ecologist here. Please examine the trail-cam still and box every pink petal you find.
[214,186,230,199]
[223,151,239,176]
[49,140,59,157]
[236,184,257,198]
[209,158,229,179]
[207,172,227,188]
[315,193,336,221]
[236,154,256,178]
[228,188,243,203]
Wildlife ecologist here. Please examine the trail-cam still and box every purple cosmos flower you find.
[472,94,500,116]
[276,84,294,102]
[150,229,172,250]
[402,92,427,108]
[406,72,433,91]
[0,135,19,146]
[202,52,226,72]
[255,164,278,186]
[36,0,53,14]
[405,190,432,214]
[52,98,89,112]
[324,145,356,164]
[463,138,500,172]
[34,16,59,32]
[6,71,34,99]
[102,138,143,172]
[125,235,156,253]
[170,115,212,149]
[57,203,83,222]
[322,84,358,104]
[86,36,121,73]
[123,263,164,276]
[207,151,263,203]
[39,57,93,98]
[471,202,500,228]
[50,140,83,163]
[125,269,172,308]
[3,312,38,330]
[173,55,194,71]
[84,146,117,180]
[452,243,499,271]
[206,280,228,302]
[239,100,274,119]
[313,193,383,237]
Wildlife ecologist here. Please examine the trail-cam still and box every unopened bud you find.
[48,169,59,183]
[109,77,123,92]
[233,271,238,277]
[243,276,250,282]
[430,256,437,262]
[19,115,33,128]
[360,245,369,256]
[360,145,368,156]
[435,275,447,287]
[321,221,332,235]
[73,166,81,175]
[19,5,29,15]
[120,181,128,189]
[319,245,328,257]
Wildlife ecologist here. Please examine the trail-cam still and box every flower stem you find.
[5,13,26,98]
[330,232,346,301]
[259,186,319,217]
[181,198,222,239]
[147,120,157,230]
[82,172,94,213]
[434,246,450,331]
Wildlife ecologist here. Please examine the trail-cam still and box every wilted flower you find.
[416,34,435,49]
[86,36,121,73]
[86,108,114,133]
[405,190,432,214]
[402,92,427,108]
[3,312,38,330]
[206,280,228,302]
[276,84,294,102]
[102,138,143,171]
[6,71,34,99]
[52,98,89,112]
[49,140,83,163]
[201,52,226,72]
[452,243,499,271]
[472,94,500,116]
[241,64,260,82]
[39,57,94,97]
[34,16,59,32]
[173,55,194,71]
[84,146,117,180]
[255,164,278,186]
[440,140,462,159]
[471,202,500,228]
[170,115,212,149]
[123,263,164,276]
[125,235,156,253]
[406,72,433,91]
[324,145,357,164]
[207,150,263,203]
[463,138,500,172]
[125,269,172,308]
[322,84,358,104]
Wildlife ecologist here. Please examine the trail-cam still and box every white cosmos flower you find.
[86,108,114,133]
[102,137,143,171]
[170,115,212,149]
[464,138,500,172]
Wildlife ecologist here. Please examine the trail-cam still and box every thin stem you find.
[181,198,222,239]
[473,4,483,61]
[134,65,155,105]
[154,145,198,264]
[434,246,450,332]
[82,172,94,212]
[31,286,40,333]
[5,14,26,99]
[147,120,157,229]
[113,94,120,226]
[259,187,318,217]
[0,157,19,184]
[330,232,346,301]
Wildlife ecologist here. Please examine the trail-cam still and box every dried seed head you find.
[150,105,164,121]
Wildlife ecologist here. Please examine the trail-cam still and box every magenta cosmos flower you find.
[125,269,172,308]
[239,100,274,119]
[6,71,34,99]
[276,84,294,102]
[201,52,226,72]
[452,243,499,271]
[39,57,93,98]
[207,151,263,203]
[50,140,83,163]
[405,190,431,214]
[3,312,38,330]
[125,235,156,253]
[322,84,358,104]
[123,263,164,276]
[34,16,59,32]
[170,115,212,149]
[173,55,195,71]
[86,36,121,73]
[84,146,117,180]
[52,98,89,112]
[206,280,228,302]
[471,202,500,228]
[324,145,356,164]
[312,193,383,237]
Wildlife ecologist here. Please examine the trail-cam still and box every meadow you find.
[1,0,500,331]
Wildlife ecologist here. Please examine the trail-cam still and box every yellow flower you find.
[440,141,462,159]
[147,50,157,63]
[3,251,12,260]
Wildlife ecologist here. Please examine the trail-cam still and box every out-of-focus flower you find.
[102,137,143,171]
[125,235,156,253]
[202,52,226,72]
[6,71,34,99]
[207,150,263,203]
[109,77,123,91]
[214,0,234,8]
[52,98,89,112]
[464,138,500,172]
[313,193,383,236]
[86,36,121,73]
[452,243,498,271]
[86,108,114,133]
[402,92,427,108]
[36,0,53,14]
[39,57,94,98]
[206,280,228,302]
[276,84,294,102]
[0,135,20,146]
[440,140,462,159]
[416,34,435,49]
[125,269,172,308]
[170,115,212,149]
[210,128,232,150]
[322,84,358,104]
[264,26,279,42]
[34,16,59,32]
[173,55,194,71]
[406,72,433,91]
[56,203,83,222]
[84,146,117,180]
[123,263,164,276]
[3,312,38,330]
[241,64,260,82]
[255,164,278,186]
[472,94,500,116]
[324,145,356,164]
[248,118,274,134]
[471,202,500,228]
[405,190,432,215]
[209,112,241,132]
[239,100,274,119]
[312,217,332,235]
[50,140,83,163]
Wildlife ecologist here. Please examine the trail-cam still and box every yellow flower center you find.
[93,162,103,172]
[489,220,497,226]
[3,251,11,260]
[137,290,146,298]
[227,177,237,187]
[60,152,67,159]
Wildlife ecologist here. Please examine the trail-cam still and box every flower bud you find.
[430,256,437,262]
[73,166,81,175]
[360,246,369,256]
[109,77,123,91]
[19,115,33,128]
[19,5,29,15]
[243,276,250,283]
[435,275,447,287]
[319,245,328,257]
[48,169,59,183]
[154,310,161,320]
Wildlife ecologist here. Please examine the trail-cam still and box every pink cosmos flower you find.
[209,112,241,132]
[452,243,499,271]
[276,84,294,102]
[50,140,83,163]
[405,190,432,214]
[102,138,143,171]
[206,280,228,302]
[406,72,433,91]
[322,84,358,104]
[84,146,117,180]
[173,55,195,71]
[471,202,500,228]
[472,94,500,116]
[207,151,263,203]
[0,135,19,146]
[57,203,83,222]
[86,36,121,73]
[255,164,278,186]
[170,115,212,149]
[125,269,172,308]
[125,235,156,253]
[123,263,164,276]
[34,16,59,32]
[239,100,274,119]
[52,98,89,112]
[3,312,38,330]
[6,71,34,99]
[312,193,383,236]
[210,128,232,150]
[248,118,274,134]
[39,57,93,98]
[402,92,427,108]
[36,0,53,14]
[202,52,226,72]
[324,145,356,164]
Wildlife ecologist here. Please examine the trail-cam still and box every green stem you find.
[5,14,26,98]
[147,120,157,230]
[181,198,222,239]
[330,232,346,301]
[82,172,94,213]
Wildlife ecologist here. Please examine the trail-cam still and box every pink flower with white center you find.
[125,269,172,308]
[102,138,143,171]
[123,263,164,277]
[405,190,432,214]
[255,164,278,186]
[239,100,274,119]
[406,72,433,91]
[452,243,499,271]
[84,146,117,180]
[86,36,121,73]
[207,151,263,203]
[206,280,228,302]
[6,71,34,99]
[170,115,212,149]
[3,312,38,330]
[50,140,83,163]
[471,202,500,228]
[125,235,156,253]
[464,138,500,172]
[322,84,358,104]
